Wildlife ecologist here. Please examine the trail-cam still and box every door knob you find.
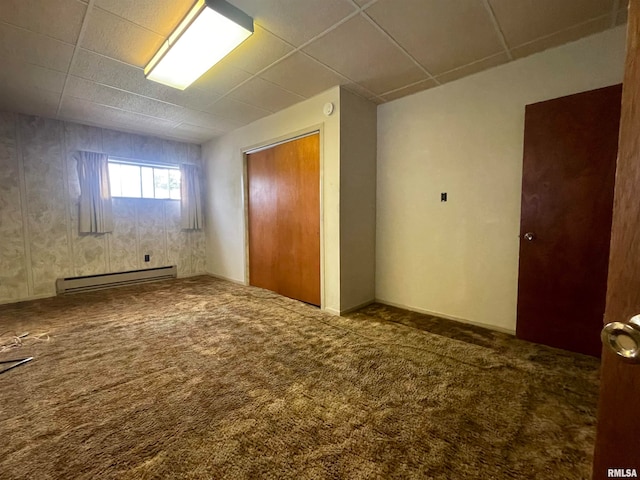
[601,314,640,363]
[523,232,536,241]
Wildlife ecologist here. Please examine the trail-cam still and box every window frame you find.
[108,157,181,201]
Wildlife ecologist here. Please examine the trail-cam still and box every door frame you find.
[241,125,325,309]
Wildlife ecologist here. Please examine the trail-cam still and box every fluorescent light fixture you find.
[144,0,253,90]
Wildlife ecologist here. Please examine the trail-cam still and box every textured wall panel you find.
[109,198,139,272]
[28,210,70,295]
[20,116,71,295]
[162,139,189,164]
[0,112,28,300]
[0,114,203,303]
[131,133,164,162]
[188,143,202,166]
[102,128,132,158]
[137,199,167,268]
[192,231,206,273]
[165,200,191,276]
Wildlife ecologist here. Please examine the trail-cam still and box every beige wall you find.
[340,89,377,311]
[203,87,342,312]
[376,27,627,333]
[0,112,205,304]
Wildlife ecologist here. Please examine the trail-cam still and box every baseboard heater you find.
[56,266,177,294]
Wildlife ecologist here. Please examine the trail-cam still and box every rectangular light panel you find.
[144,0,253,90]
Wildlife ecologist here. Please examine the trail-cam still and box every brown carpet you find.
[0,276,599,479]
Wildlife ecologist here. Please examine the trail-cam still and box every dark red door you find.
[516,84,622,357]
[592,1,640,476]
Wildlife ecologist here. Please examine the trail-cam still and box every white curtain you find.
[180,164,203,230]
[74,151,113,234]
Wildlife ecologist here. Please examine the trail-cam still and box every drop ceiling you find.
[0,0,628,144]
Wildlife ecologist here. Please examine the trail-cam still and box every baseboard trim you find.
[0,273,207,306]
[374,299,516,336]
[178,272,209,279]
[205,272,247,285]
[0,292,55,306]
[339,299,375,315]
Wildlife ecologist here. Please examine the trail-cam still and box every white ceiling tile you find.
[0,59,67,94]
[380,79,438,102]
[205,97,272,125]
[172,123,225,143]
[65,76,188,122]
[489,0,613,48]
[365,0,504,75]
[342,83,381,102]
[178,110,241,133]
[434,52,510,85]
[0,0,86,44]
[260,52,346,98]
[0,0,624,142]
[511,16,611,59]
[94,0,194,36]
[228,77,305,112]
[0,86,60,118]
[0,23,74,73]
[192,60,253,96]
[303,15,427,94]
[71,49,221,109]
[222,25,294,74]
[59,96,179,137]
[81,7,165,67]
[228,0,356,45]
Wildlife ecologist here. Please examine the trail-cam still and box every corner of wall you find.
[338,87,378,312]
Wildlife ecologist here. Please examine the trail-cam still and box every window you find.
[108,159,181,200]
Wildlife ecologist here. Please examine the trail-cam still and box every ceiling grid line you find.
[55,0,98,117]
[0,0,627,143]
[91,6,168,37]
[378,78,434,99]
[358,11,441,85]
[482,0,514,60]
[198,2,387,112]
[0,20,76,47]
[509,12,614,54]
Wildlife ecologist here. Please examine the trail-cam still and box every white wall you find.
[376,26,627,333]
[202,87,342,312]
[340,89,377,311]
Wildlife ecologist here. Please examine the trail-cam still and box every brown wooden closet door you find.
[247,133,320,306]
[592,1,640,474]
[516,85,621,357]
